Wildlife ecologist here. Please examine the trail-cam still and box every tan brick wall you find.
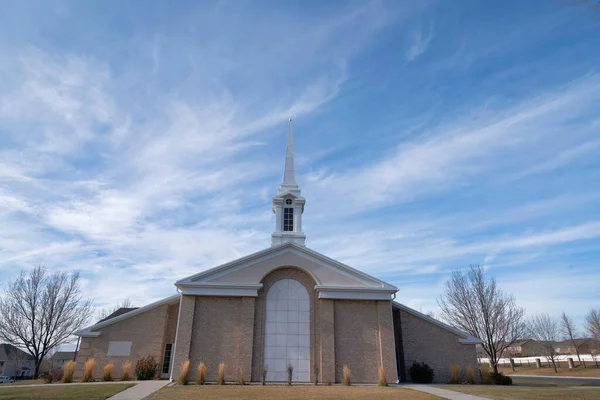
[318,299,335,384]
[188,296,255,382]
[377,301,398,383]
[251,267,318,383]
[74,303,172,379]
[399,309,478,383]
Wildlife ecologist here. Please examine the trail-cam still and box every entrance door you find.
[264,279,310,382]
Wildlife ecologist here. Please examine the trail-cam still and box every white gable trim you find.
[177,243,397,291]
[177,282,263,297]
[75,294,180,337]
[393,302,481,345]
[315,286,397,300]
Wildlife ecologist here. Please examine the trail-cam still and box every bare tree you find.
[438,265,526,375]
[528,313,560,373]
[586,308,600,341]
[560,311,585,368]
[98,298,134,321]
[0,266,92,378]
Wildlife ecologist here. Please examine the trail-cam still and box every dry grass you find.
[449,364,461,384]
[465,365,475,384]
[439,385,600,400]
[145,386,440,400]
[217,362,225,385]
[480,365,492,384]
[81,358,96,382]
[0,384,135,400]
[102,363,113,381]
[196,362,206,385]
[343,365,351,386]
[177,360,190,385]
[62,360,75,383]
[378,366,387,387]
[121,361,132,381]
[238,367,245,386]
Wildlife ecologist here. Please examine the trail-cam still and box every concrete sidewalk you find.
[107,380,169,400]
[403,384,490,400]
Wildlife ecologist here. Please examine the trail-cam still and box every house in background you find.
[0,344,34,379]
[503,340,547,357]
[48,351,76,370]
[554,339,600,355]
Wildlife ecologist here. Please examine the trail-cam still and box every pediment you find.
[175,243,397,299]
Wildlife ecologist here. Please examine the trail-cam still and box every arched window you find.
[264,279,310,382]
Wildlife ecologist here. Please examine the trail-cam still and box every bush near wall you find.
[409,361,434,383]
[135,356,159,380]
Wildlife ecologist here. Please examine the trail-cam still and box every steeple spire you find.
[282,119,296,185]
[272,120,306,247]
[278,119,299,195]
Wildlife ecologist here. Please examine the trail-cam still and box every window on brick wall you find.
[107,341,132,356]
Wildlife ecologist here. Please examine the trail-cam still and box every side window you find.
[107,341,132,356]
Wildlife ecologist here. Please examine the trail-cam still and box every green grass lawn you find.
[0,383,135,400]
[438,385,600,400]
[2,379,45,386]
[146,386,441,400]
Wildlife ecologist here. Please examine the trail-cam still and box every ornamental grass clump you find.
[378,366,387,386]
[196,362,206,385]
[287,364,293,386]
[261,366,267,386]
[102,363,113,382]
[449,363,461,384]
[135,356,158,380]
[81,358,96,382]
[121,361,132,381]
[177,360,190,385]
[343,365,351,386]
[238,367,245,385]
[465,365,476,384]
[62,360,75,383]
[479,365,491,384]
[217,362,226,385]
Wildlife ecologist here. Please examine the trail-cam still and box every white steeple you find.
[271,120,306,247]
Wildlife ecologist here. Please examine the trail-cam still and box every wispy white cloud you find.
[406,18,435,62]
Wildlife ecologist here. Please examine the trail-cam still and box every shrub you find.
[82,358,96,382]
[326,378,332,386]
[42,369,62,384]
[491,372,512,385]
[177,360,190,385]
[62,360,75,383]
[103,363,113,382]
[261,365,267,386]
[121,361,132,381]
[479,365,491,384]
[449,363,461,384]
[378,366,387,386]
[465,365,475,384]
[238,367,245,385]
[217,362,225,385]
[409,361,434,384]
[196,362,206,385]
[135,356,158,380]
[314,364,319,386]
[287,364,293,386]
[343,365,351,386]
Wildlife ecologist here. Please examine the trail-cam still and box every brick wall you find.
[399,309,478,383]
[74,303,172,379]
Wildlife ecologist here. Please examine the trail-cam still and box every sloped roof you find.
[0,344,34,361]
[98,307,138,323]
[392,302,481,345]
[49,351,75,361]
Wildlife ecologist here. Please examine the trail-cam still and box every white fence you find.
[479,354,600,368]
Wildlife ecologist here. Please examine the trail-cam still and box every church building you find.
[74,127,480,383]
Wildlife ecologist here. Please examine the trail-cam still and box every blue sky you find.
[1,0,599,333]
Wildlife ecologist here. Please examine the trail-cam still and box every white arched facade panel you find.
[264,278,310,382]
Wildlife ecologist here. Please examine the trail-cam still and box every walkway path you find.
[403,384,490,400]
[107,380,169,400]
